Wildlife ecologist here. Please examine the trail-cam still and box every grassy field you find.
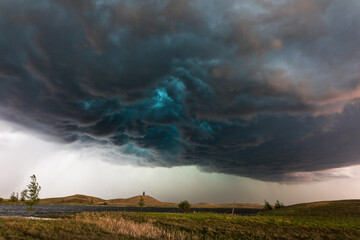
[1,200,360,239]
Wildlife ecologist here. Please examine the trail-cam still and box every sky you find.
[1,0,360,205]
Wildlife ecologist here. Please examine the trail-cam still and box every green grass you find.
[1,200,360,239]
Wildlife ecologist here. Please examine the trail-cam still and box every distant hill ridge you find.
[40,194,174,207]
[39,194,263,208]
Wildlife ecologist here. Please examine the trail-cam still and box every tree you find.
[23,174,41,217]
[178,200,191,213]
[138,195,145,212]
[274,200,285,209]
[264,200,273,210]
[20,190,27,201]
[9,192,18,202]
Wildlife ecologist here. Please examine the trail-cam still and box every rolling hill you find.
[39,194,105,205]
[263,199,360,217]
[38,194,262,208]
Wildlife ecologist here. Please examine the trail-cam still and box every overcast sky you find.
[1,0,360,204]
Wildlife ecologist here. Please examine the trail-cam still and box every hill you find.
[39,194,263,208]
[39,194,171,206]
[106,195,177,207]
[263,199,360,218]
[192,202,263,209]
[40,194,104,205]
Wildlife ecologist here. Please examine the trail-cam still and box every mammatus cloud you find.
[1,0,360,182]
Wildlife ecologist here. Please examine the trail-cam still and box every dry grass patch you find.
[77,212,189,240]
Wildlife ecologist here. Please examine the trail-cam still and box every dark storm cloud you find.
[1,0,360,182]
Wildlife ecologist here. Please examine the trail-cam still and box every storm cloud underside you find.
[1,0,360,182]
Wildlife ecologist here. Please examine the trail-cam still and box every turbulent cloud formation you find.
[1,0,360,181]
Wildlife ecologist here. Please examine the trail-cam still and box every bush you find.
[178,200,191,213]
[9,192,18,202]
[264,200,273,210]
[274,200,285,209]
[0,198,3,204]
[20,190,27,201]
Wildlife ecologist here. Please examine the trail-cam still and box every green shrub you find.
[274,200,285,209]
[9,192,18,202]
[0,198,3,204]
[264,200,273,210]
[20,190,27,201]
[178,200,191,213]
